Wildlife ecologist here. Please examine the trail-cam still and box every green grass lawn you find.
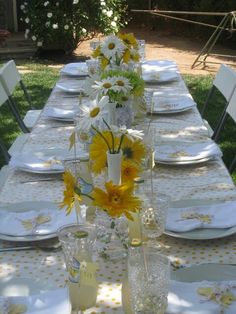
[0,61,235,181]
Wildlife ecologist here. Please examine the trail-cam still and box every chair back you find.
[0,60,21,96]
[0,83,8,106]
[226,87,236,123]
[213,64,236,101]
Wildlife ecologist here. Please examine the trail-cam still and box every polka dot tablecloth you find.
[1,63,236,313]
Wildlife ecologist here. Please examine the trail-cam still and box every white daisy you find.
[100,35,125,59]
[112,76,132,93]
[92,77,116,95]
[119,126,144,141]
[77,96,109,131]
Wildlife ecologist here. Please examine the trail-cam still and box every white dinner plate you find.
[0,201,59,242]
[148,105,195,115]
[43,107,78,122]
[171,263,236,282]
[60,62,88,77]
[142,71,179,84]
[56,80,85,94]
[165,199,236,240]
[156,156,217,166]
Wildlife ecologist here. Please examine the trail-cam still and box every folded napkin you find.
[142,60,177,72]
[155,140,222,162]
[0,288,71,314]
[166,200,236,232]
[56,80,85,93]
[0,204,85,236]
[60,62,88,77]
[142,70,179,84]
[43,107,78,120]
[167,280,236,314]
[9,154,64,172]
[152,94,196,112]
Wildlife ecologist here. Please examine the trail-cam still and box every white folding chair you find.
[201,64,236,136]
[0,60,42,131]
[0,83,28,163]
[212,87,236,173]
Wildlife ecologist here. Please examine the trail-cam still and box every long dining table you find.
[0,59,236,313]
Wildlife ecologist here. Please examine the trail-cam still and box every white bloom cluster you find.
[73,0,79,4]
[44,1,49,6]
[47,12,52,18]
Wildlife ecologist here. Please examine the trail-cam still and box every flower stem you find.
[117,134,125,153]
[103,118,115,153]
[91,125,112,153]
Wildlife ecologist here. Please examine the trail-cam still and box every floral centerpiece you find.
[92,33,140,70]
[85,69,145,126]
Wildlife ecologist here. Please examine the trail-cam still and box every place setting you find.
[154,139,222,165]
[60,62,89,77]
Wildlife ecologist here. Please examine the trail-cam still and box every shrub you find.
[20,0,128,53]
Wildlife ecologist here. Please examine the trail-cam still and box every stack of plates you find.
[141,60,177,72]
[150,94,196,114]
[60,62,88,77]
[154,140,222,165]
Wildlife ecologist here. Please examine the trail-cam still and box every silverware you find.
[17,178,61,184]
[0,243,61,252]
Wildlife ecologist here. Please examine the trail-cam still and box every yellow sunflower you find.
[121,160,142,183]
[121,137,146,164]
[89,131,120,174]
[92,181,141,220]
[60,170,82,215]
[118,33,138,48]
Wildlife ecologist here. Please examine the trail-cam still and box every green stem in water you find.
[117,133,125,153]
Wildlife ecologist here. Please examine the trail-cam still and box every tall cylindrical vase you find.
[107,102,117,126]
[106,151,122,185]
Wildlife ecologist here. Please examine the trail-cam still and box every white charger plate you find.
[0,201,59,242]
[155,156,217,165]
[165,199,236,240]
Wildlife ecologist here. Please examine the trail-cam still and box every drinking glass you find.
[138,39,146,61]
[85,59,100,75]
[141,194,169,243]
[129,247,170,314]
[89,40,100,51]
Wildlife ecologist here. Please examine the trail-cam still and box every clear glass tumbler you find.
[129,247,170,314]
[141,194,169,241]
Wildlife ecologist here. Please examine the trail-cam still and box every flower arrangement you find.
[90,69,145,105]
[92,33,140,70]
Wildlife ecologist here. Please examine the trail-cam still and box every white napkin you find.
[4,288,71,314]
[43,107,77,120]
[60,62,88,76]
[0,205,84,236]
[155,140,222,162]
[142,70,179,83]
[56,80,85,93]
[142,60,177,72]
[167,280,236,314]
[9,154,64,172]
[166,200,236,232]
[152,94,196,112]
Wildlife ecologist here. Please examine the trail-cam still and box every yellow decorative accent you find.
[169,150,189,158]
[181,212,213,224]
[92,181,141,221]
[20,214,51,232]
[197,285,236,307]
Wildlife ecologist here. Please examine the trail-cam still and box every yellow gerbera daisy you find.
[92,46,102,58]
[92,181,141,220]
[118,33,138,48]
[121,160,141,183]
[123,49,131,64]
[60,170,82,215]
[121,137,146,164]
[89,131,120,174]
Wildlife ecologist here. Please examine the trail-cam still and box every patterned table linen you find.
[1,64,236,314]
